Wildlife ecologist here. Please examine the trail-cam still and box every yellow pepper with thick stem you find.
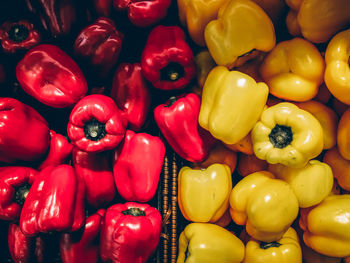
[199,66,269,145]
[252,102,324,168]
[177,223,245,263]
[229,171,299,242]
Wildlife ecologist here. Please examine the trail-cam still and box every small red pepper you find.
[100,202,162,263]
[141,25,196,90]
[110,63,151,130]
[67,94,127,153]
[0,97,50,163]
[154,93,216,162]
[113,0,171,27]
[113,130,165,202]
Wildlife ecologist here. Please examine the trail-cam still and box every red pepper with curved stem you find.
[20,165,85,237]
[100,202,162,263]
[110,63,151,130]
[113,0,171,27]
[67,94,127,153]
[0,97,50,163]
[74,17,123,78]
[73,148,115,208]
[94,0,112,16]
[154,93,216,162]
[113,130,165,202]
[141,25,196,90]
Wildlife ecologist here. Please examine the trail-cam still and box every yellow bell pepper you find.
[178,163,232,223]
[268,160,333,208]
[301,239,342,263]
[337,107,350,160]
[252,102,324,168]
[204,0,275,69]
[260,37,325,102]
[177,223,245,263]
[229,171,299,242]
[194,50,216,91]
[243,227,302,263]
[199,66,269,145]
[286,10,301,37]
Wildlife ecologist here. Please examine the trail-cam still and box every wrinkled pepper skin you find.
[177,223,245,263]
[0,97,50,163]
[141,25,196,90]
[100,202,162,263]
[113,130,165,202]
[16,44,88,108]
[20,165,85,237]
[67,94,127,153]
[199,66,269,145]
[154,93,216,163]
[110,63,151,131]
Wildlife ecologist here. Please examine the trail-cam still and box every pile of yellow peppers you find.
[176,0,350,262]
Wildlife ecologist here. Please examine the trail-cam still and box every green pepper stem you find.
[160,62,185,82]
[15,182,31,206]
[122,207,146,216]
[269,124,293,149]
[8,24,29,43]
[83,118,106,142]
[260,241,281,249]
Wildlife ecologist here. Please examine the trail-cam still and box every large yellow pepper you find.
[243,227,302,263]
[337,108,350,160]
[229,171,299,242]
[301,239,342,263]
[204,0,275,69]
[252,102,324,168]
[260,37,325,102]
[177,223,245,263]
[199,66,269,145]
[178,163,232,223]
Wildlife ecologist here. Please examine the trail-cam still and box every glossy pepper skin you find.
[20,165,85,237]
[67,94,127,153]
[110,63,151,131]
[113,0,171,27]
[154,93,216,163]
[252,102,324,168]
[113,130,165,202]
[199,66,269,145]
[0,97,50,163]
[177,223,245,263]
[100,202,162,263]
[16,44,88,108]
[141,25,196,90]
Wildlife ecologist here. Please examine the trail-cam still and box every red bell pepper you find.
[154,93,216,162]
[20,165,85,237]
[110,63,151,130]
[141,25,196,90]
[60,209,105,263]
[67,94,127,153]
[16,44,88,108]
[74,17,123,78]
[100,202,162,263]
[0,97,50,163]
[113,130,165,202]
[113,0,171,27]
[94,0,112,16]
[73,148,115,208]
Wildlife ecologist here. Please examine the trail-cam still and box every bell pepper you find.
[67,94,127,153]
[178,164,232,223]
[332,97,348,117]
[16,44,88,108]
[60,209,105,263]
[233,54,265,82]
[154,93,216,163]
[73,148,115,208]
[214,208,232,228]
[260,37,325,102]
[0,97,50,163]
[0,20,40,53]
[110,62,151,131]
[113,0,171,27]
[204,0,275,69]
[286,9,301,37]
[100,202,162,263]
[0,166,38,221]
[301,236,342,263]
[20,165,85,237]
[74,17,123,78]
[252,102,324,168]
[225,132,254,155]
[194,50,216,91]
[94,0,112,16]
[199,66,269,145]
[230,171,299,242]
[177,223,245,263]
[141,25,196,90]
[252,0,286,24]
[237,153,268,177]
[113,130,165,202]
[314,83,332,105]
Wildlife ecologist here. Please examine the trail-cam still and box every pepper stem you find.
[15,182,31,206]
[8,24,29,43]
[122,207,146,216]
[269,124,293,149]
[260,241,281,249]
[160,62,185,82]
[165,96,178,107]
[83,118,106,142]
